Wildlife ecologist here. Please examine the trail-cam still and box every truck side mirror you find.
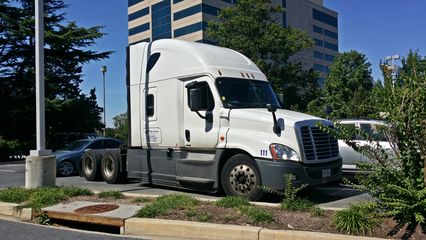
[189,88,203,112]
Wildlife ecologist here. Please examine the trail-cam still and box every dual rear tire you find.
[81,150,126,183]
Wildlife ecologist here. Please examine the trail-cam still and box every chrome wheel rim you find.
[83,158,94,175]
[103,157,114,178]
[229,164,256,194]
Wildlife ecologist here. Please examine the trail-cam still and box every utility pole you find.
[101,66,107,136]
[384,54,400,84]
[26,0,56,188]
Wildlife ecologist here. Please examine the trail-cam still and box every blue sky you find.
[64,0,425,127]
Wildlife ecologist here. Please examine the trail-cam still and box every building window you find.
[173,0,184,4]
[202,4,221,16]
[174,4,201,21]
[129,22,150,36]
[314,51,324,60]
[128,7,149,21]
[324,28,338,39]
[324,54,335,62]
[312,9,337,27]
[282,11,286,27]
[282,0,286,8]
[324,41,338,51]
[317,77,325,87]
[174,22,207,37]
[314,64,324,72]
[129,0,143,7]
[152,0,171,40]
[314,38,323,47]
[313,25,323,34]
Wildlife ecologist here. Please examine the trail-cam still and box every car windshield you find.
[215,77,280,109]
[60,140,91,151]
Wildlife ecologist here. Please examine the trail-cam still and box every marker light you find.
[269,144,299,161]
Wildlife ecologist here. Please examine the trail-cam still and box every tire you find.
[100,152,126,184]
[221,154,265,201]
[81,151,102,181]
[58,160,75,177]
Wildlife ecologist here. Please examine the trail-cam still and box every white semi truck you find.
[80,39,341,200]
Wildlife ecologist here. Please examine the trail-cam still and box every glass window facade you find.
[312,9,337,27]
[152,0,171,40]
[174,4,201,21]
[314,38,323,47]
[173,0,184,3]
[202,4,221,16]
[324,41,338,51]
[324,54,335,62]
[129,0,143,7]
[324,28,338,39]
[282,11,286,27]
[174,22,208,37]
[128,7,149,21]
[129,22,150,36]
[314,51,323,60]
[313,25,323,34]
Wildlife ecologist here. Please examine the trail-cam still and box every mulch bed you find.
[66,195,426,239]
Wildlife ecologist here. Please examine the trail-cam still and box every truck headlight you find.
[269,143,299,161]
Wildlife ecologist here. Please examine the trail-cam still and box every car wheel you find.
[58,160,74,177]
[221,154,265,201]
[100,152,126,184]
[81,151,102,181]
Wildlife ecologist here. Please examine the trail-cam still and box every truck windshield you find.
[215,77,280,109]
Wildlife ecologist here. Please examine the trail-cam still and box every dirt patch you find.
[65,195,426,239]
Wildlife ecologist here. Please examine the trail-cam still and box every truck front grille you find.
[300,126,339,162]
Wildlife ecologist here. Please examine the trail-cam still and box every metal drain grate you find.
[74,204,119,214]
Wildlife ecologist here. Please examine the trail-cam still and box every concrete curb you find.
[124,218,262,240]
[124,218,385,240]
[0,202,32,220]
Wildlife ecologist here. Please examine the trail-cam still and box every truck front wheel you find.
[221,154,265,201]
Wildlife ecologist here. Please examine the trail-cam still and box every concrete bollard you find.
[25,155,56,188]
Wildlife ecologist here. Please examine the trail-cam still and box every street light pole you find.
[101,66,107,136]
[26,0,56,188]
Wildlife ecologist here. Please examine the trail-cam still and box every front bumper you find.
[255,158,342,190]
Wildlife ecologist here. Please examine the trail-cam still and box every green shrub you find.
[310,207,325,217]
[136,194,199,218]
[332,202,377,235]
[239,206,273,223]
[281,197,315,211]
[215,196,250,208]
[98,191,124,199]
[0,187,32,203]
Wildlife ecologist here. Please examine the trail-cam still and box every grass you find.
[215,196,250,208]
[98,191,124,199]
[136,194,199,218]
[186,209,213,222]
[239,205,274,223]
[332,202,377,235]
[281,197,315,211]
[0,186,93,210]
[132,197,152,203]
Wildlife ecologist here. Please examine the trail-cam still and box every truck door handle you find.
[185,130,190,142]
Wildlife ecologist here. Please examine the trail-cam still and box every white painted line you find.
[0,170,15,173]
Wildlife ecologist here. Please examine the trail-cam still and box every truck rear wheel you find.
[100,152,126,184]
[221,154,265,201]
[81,151,102,181]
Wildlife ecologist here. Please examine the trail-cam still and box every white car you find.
[338,119,392,176]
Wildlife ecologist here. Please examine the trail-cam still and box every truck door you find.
[183,78,220,149]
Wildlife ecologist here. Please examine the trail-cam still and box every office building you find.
[128,0,338,85]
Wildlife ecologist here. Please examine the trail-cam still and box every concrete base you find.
[25,155,56,188]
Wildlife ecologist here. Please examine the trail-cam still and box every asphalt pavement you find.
[0,217,139,240]
[0,162,373,208]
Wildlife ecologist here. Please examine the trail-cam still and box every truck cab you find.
[123,39,341,200]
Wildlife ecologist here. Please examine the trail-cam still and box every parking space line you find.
[0,170,15,173]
